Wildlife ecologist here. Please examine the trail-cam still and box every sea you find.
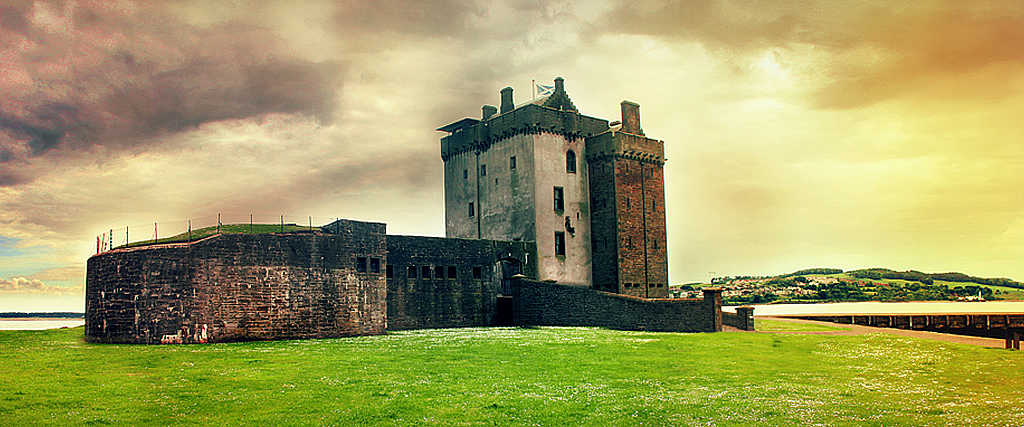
[0,319,86,330]
[724,300,1024,316]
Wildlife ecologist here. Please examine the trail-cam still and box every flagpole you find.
[532,79,536,99]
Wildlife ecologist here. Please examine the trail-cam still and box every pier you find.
[778,312,1024,349]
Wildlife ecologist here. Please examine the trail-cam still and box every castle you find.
[85,78,730,344]
[439,77,668,297]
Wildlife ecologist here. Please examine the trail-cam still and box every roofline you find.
[437,117,480,133]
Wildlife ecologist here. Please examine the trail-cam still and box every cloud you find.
[0,1,344,185]
[0,276,82,295]
[596,0,1024,108]
[332,0,482,39]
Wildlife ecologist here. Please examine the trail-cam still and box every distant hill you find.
[706,268,1023,304]
[823,268,1022,289]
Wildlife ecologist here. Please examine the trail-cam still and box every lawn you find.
[754,318,850,332]
[1,326,1021,426]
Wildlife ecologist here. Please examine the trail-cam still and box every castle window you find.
[566,150,576,173]
[480,164,487,176]
[463,169,468,180]
[510,156,516,170]
[408,266,417,278]
[554,232,566,256]
[435,265,445,279]
[422,266,432,278]
[473,266,482,279]
[448,266,457,279]
[356,257,367,273]
[468,202,474,217]
[553,187,564,211]
[386,264,393,278]
[370,258,380,274]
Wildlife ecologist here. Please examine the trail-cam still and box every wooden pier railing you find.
[779,313,1024,350]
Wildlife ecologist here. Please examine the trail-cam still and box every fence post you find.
[153,222,157,244]
[188,220,192,243]
[280,215,284,232]
[217,213,221,235]
[250,214,253,234]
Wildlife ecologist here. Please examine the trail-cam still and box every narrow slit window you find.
[553,187,564,211]
[463,169,468,180]
[566,150,576,173]
[480,164,487,176]
[555,231,566,256]
[469,202,475,217]
[510,156,516,170]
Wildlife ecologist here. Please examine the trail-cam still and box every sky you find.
[1,0,1022,312]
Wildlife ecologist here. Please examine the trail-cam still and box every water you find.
[725,300,1024,316]
[0,319,85,330]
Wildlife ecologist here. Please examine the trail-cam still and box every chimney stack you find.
[500,87,514,114]
[620,101,643,135]
[554,76,564,93]
[482,105,497,120]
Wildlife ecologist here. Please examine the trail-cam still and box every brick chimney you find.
[500,87,514,114]
[482,105,497,120]
[620,100,644,135]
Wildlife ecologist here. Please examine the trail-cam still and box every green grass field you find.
[1,327,1021,426]
[754,318,851,332]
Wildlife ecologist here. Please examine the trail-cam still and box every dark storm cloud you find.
[597,0,1024,109]
[0,1,344,185]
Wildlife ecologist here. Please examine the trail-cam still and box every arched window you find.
[566,150,577,173]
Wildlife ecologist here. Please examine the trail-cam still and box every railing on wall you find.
[94,214,345,255]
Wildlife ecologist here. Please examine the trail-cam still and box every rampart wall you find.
[85,220,387,344]
[385,236,536,330]
[512,278,722,332]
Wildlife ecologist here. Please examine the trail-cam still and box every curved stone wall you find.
[85,220,387,344]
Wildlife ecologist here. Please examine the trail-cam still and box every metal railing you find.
[94,214,344,255]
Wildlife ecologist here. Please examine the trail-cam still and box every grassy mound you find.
[1,326,1021,426]
[118,223,319,249]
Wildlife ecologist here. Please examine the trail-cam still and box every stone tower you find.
[438,78,668,296]
[585,101,669,298]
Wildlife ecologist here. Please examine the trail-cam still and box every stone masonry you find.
[85,77,724,344]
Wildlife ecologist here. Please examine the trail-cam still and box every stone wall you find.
[385,236,536,330]
[86,220,387,344]
[722,306,755,331]
[512,278,722,332]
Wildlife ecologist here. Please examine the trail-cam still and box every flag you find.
[535,82,555,96]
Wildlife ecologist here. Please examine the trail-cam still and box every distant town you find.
[672,268,1024,304]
